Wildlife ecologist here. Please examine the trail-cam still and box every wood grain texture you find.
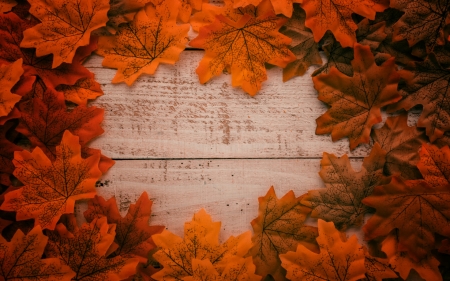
[86,51,374,159]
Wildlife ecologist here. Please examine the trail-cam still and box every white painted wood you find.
[86,51,376,159]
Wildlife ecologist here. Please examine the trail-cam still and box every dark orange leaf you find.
[97,0,189,85]
[46,216,139,280]
[0,59,22,117]
[301,143,388,230]
[84,192,164,263]
[0,226,75,280]
[232,0,301,17]
[371,113,428,180]
[300,0,389,47]
[0,121,22,186]
[20,0,109,68]
[363,251,398,281]
[177,0,208,23]
[55,74,103,105]
[151,209,252,280]
[105,0,151,33]
[249,186,318,280]
[314,43,401,149]
[417,144,450,187]
[190,8,295,95]
[0,0,16,13]
[280,219,366,281]
[280,4,322,82]
[363,176,450,261]
[0,131,102,230]
[184,257,261,281]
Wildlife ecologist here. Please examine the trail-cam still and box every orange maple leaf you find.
[280,219,366,281]
[97,0,190,85]
[0,226,75,281]
[184,257,261,281]
[105,0,151,33]
[0,0,16,13]
[46,216,139,280]
[232,0,301,17]
[301,143,388,230]
[300,0,389,47]
[314,43,401,149]
[55,74,103,105]
[84,192,164,263]
[417,144,450,187]
[190,8,295,96]
[0,59,22,117]
[249,186,318,280]
[151,209,252,280]
[0,130,102,230]
[20,0,109,68]
[177,0,208,23]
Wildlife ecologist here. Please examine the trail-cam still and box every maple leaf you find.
[0,121,22,187]
[371,113,428,180]
[185,257,261,281]
[20,0,109,68]
[84,192,164,263]
[363,252,398,281]
[280,219,366,281]
[0,59,22,117]
[249,186,318,280]
[381,233,442,281]
[55,74,103,105]
[301,143,388,230]
[280,4,322,82]
[231,0,301,17]
[0,0,16,13]
[105,0,151,33]
[363,176,450,261]
[97,0,189,86]
[177,0,207,23]
[190,8,295,96]
[151,209,252,280]
[312,18,387,77]
[387,54,450,142]
[314,43,401,150]
[46,216,140,280]
[0,130,102,230]
[16,89,104,160]
[417,143,450,187]
[0,13,94,92]
[300,0,389,48]
[0,226,75,281]
[391,0,450,53]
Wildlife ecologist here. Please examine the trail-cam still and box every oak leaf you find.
[0,130,102,230]
[301,143,388,230]
[0,59,22,117]
[20,0,109,68]
[184,257,261,281]
[314,43,401,149]
[55,74,103,105]
[280,4,322,82]
[249,186,318,280]
[371,113,428,180]
[0,13,94,92]
[387,54,450,142]
[0,0,16,13]
[190,9,295,95]
[151,209,252,280]
[300,0,389,48]
[279,219,366,281]
[97,0,190,85]
[391,0,450,53]
[84,192,165,263]
[46,216,140,280]
[232,0,301,17]
[16,89,104,160]
[381,233,442,281]
[363,176,450,261]
[0,226,75,281]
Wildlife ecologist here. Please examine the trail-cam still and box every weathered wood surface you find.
[86,51,375,159]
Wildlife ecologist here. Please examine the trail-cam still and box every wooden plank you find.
[86,51,379,159]
[79,158,364,240]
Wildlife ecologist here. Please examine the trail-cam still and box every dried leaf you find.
[20,0,109,68]
[249,186,318,280]
[0,226,75,280]
[190,8,295,95]
[280,219,366,281]
[151,209,252,280]
[301,143,388,230]
[314,43,401,149]
[46,216,140,280]
[0,131,102,230]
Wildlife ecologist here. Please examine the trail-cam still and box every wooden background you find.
[83,46,410,241]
